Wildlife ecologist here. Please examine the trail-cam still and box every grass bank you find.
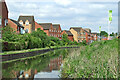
[62,39,118,78]
[0,45,80,55]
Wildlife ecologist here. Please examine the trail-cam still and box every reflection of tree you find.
[2,49,72,78]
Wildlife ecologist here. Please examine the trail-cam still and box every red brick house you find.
[39,23,62,39]
[52,24,62,39]
[0,0,8,39]
[91,33,98,41]
[0,0,8,28]
[35,21,43,31]
[61,30,74,41]
[39,23,53,36]
[8,19,24,34]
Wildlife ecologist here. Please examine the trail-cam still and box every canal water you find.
[2,48,77,79]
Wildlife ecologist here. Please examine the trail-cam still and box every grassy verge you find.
[0,45,80,55]
[62,39,118,78]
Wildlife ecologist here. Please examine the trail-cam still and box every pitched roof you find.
[39,23,52,30]
[9,19,24,28]
[65,30,73,36]
[84,28,91,33]
[18,16,35,24]
[92,32,97,34]
[70,27,82,32]
[52,24,60,30]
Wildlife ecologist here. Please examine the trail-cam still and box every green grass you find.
[0,45,80,55]
[62,39,118,78]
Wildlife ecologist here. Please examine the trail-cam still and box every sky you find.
[5,0,119,34]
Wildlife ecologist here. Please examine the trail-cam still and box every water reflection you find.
[2,49,74,79]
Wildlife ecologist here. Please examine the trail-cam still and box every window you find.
[0,17,1,26]
[25,22,29,26]
[19,22,23,25]
[5,19,8,26]
[25,29,29,33]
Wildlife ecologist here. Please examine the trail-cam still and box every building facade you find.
[91,33,98,41]
[61,30,74,41]
[70,27,90,43]
[0,0,8,28]
[8,19,24,34]
[39,23,53,36]
[35,21,43,31]
[39,23,62,39]
[18,16,35,33]
[52,24,62,39]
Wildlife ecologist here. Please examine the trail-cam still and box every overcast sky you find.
[6,0,119,33]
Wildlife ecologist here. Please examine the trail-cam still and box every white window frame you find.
[25,22,29,26]
[19,22,23,25]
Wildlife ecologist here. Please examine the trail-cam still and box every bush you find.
[2,41,25,51]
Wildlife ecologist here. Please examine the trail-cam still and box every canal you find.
[2,48,78,79]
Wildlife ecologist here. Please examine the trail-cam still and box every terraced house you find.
[70,27,91,43]
[18,16,35,33]
[39,23,62,39]
[61,30,74,41]
[91,33,98,41]
[52,24,62,39]
[39,23,53,36]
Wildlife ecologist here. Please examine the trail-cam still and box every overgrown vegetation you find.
[1,25,85,52]
[62,39,118,78]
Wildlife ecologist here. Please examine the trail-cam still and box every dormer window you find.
[25,22,29,26]
[19,21,23,25]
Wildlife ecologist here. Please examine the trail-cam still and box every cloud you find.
[6,1,118,33]
[54,0,71,6]
[89,4,105,8]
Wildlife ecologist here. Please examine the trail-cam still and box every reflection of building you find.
[48,55,62,72]
[61,30,74,41]
[42,55,63,72]
[8,19,24,34]
[0,0,8,28]
[18,16,35,33]
[12,69,38,79]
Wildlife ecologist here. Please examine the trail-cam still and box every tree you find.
[110,32,114,36]
[31,28,49,48]
[62,33,70,45]
[100,31,108,37]
[2,25,20,42]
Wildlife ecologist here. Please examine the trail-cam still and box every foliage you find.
[62,39,118,78]
[2,27,80,51]
[100,31,108,37]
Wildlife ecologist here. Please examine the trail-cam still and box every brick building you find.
[70,27,92,43]
[0,0,8,39]
[8,19,24,34]
[39,23,62,39]
[35,21,43,31]
[52,24,62,39]
[0,0,8,28]
[61,30,74,41]
[91,33,98,41]
[39,23,53,36]
[18,16,35,33]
